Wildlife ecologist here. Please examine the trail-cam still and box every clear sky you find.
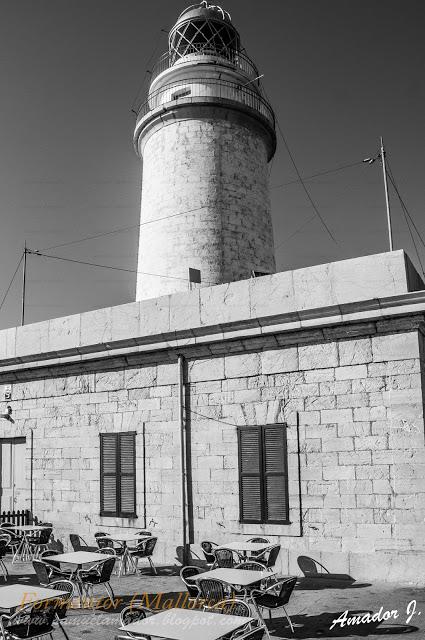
[0,0,424,329]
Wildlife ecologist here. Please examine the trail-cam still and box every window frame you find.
[100,432,137,518]
[237,423,290,525]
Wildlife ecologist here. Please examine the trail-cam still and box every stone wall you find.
[3,318,425,584]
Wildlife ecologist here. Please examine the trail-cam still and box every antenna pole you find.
[380,136,393,251]
[21,242,27,326]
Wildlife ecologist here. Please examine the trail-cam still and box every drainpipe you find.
[30,430,34,519]
[178,355,189,565]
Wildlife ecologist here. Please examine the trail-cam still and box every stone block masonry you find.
[0,252,424,584]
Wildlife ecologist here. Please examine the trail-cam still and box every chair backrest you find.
[35,527,53,545]
[212,599,251,617]
[99,547,116,557]
[297,555,328,576]
[70,534,83,551]
[120,603,152,628]
[265,544,281,568]
[32,560,51,586]
[180,566,201,598]
[214,548,239,568]
[136,530,151,537]
[94,532,107,538]
[96,536,114,549]
[198,578,227,604]
[47,580,74,619]
[247,537,270,544]
[40,549,60,568]
[0,533,11,552]
[201,540,217,563]
[1,601,57,637]
[235,561,265,571]
[98,557,116,582]
[276,576,297,606]
[136,536,157,557]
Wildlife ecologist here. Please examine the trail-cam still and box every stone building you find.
[0,2,424,584]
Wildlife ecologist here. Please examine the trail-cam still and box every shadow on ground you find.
[268,612,419,638]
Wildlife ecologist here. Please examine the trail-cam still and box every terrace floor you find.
[3,558,424,639]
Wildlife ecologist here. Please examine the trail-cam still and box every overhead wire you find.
[0,253,24,315]
[28,250,215,285]
[385,162,425,277]
[271,160,364,190]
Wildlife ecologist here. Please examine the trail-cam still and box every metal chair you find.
[210,598,251,617]
[251,576,297,637]
[235,561,267,571]
[28,526,52,558]
[214,547,243,569]
[247,537,270,560]
[0,600,63,640]
[180,565,202,601]
[69,534,97,552]
[77,556,116,605]
[0,534,11,580]
[255,544,280,570]
[120,602,153,639]
[96,536,125,574]
[0,523,21,553]
[297,555,330,576]
[199,577,229,607]
[201,540,218,566]
[47,579,75,634]
[39,550,73,580]
[130,537,157,575]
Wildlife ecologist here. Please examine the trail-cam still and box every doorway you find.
[0,438,27,512]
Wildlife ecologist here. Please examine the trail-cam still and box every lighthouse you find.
[133,1,276,300]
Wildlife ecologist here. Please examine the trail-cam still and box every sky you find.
[0,0,424,329]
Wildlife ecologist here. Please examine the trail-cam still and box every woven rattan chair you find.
[120,602,153,640]
[199,577,229,607]
[213,547,243,569]
[77,556,116,605]
[0,600,61,640]
[69,534,98,552]
[0,534,10,580]
[200,540,218,566]
[180,565,202,601]
[130,537,157,575]
[251,576,297,636]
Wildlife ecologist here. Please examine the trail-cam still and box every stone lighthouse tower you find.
[134,1,276,300]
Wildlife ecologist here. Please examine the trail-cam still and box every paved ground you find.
[3,559,424,639]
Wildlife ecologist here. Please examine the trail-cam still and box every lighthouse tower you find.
[134,2,276,300]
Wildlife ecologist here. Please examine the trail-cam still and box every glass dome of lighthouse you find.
[169,1,240,63]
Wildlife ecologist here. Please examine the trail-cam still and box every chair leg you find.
[148,557,157,575]
[282,605,294,633]
[0,559,8,581]
[57,619,71,640]
[105,581,115,602]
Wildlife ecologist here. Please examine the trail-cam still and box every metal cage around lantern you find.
[169,2,241,64]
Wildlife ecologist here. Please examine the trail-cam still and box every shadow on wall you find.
[296,556,371,590]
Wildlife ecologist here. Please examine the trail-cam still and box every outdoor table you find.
[44,551,107,607]
[10,525,50,564]
[0,584,68,613]
[120,607,254,640]
[194,567,276,621]
[217,541,272,554]
[107,532,151,577]
[194,567,275,588]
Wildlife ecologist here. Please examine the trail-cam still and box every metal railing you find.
[136,77,275,129]
[150,45,260,84]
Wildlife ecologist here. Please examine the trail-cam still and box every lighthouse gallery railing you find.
[135,77,275,130]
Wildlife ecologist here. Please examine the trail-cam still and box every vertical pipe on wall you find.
[30,429,33,518]
[142,422,147,530]
[178,354,189,565]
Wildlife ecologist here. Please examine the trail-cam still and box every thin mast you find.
[21,242,27,326]
[380,136,393,251]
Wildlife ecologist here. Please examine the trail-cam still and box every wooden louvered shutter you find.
[238,427,262,523]
[100,432,136,517]
[100,434,118,516]
[118,432,136,517]
[262,425,289,523]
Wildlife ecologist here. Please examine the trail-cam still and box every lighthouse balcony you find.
[150,45,260,84]
[135,76,275,131]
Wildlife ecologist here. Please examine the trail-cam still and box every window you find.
[237,424,289,524]
[100,432,136,518]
